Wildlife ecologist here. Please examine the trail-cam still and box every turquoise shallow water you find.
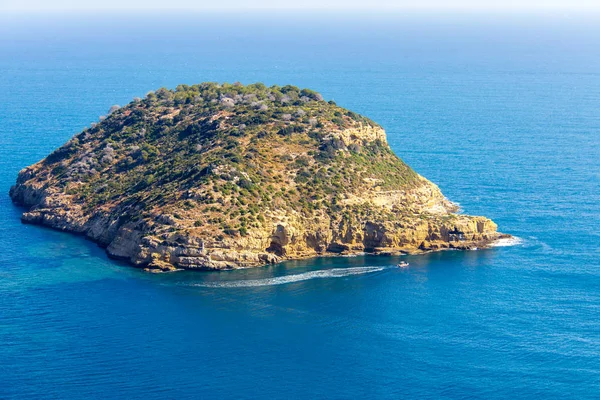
[1,12,599,399]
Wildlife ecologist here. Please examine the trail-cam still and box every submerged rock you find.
[10,82,507,271]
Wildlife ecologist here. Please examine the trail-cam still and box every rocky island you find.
[10,82,506,272]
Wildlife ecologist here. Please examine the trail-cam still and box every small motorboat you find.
[397,261,409,268]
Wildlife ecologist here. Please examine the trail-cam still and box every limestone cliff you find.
[10,82,506,271]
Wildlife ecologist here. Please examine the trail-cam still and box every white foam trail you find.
[491,236,523,247]
[340,252,366,258]
[189,266,386,288]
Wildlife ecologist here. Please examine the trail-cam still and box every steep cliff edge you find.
[10,82,507,271]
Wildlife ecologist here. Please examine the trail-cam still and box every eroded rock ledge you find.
[10,82,507,272]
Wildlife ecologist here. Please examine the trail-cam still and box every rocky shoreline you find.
[11,179,507,273]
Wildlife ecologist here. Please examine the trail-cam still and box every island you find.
[10,82,507,272]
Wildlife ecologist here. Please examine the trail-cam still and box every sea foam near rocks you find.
[491,236,523,247]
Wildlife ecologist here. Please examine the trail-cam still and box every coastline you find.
[13,203,510,272]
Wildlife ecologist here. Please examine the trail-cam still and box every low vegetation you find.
[36,82,420,239]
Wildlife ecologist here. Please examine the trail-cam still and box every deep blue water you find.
[1,12,599,399]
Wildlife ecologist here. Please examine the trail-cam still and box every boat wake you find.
[187,266,387,288]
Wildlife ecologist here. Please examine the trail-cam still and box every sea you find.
[0,11,598,399]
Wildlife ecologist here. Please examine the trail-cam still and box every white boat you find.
[397,261,409,268]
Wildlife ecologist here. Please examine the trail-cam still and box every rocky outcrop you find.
[9,82,507,271]
[11,174,504,271]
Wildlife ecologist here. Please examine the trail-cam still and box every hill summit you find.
[10,82,505,271]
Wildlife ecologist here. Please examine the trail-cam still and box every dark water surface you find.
[1,12,599,399]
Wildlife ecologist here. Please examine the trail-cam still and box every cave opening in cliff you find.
[266,241,284,256]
